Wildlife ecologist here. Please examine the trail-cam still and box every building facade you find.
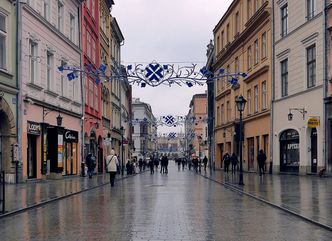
[132,98,156,161]
[82,0,103,170]
[20,0,82,181]
[0,0,18,182]
[186,93,208,160]
[272,0,324,174]
[100,0,114,173]
[213,0,272,171]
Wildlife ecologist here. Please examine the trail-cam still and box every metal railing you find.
[0,171,4,213]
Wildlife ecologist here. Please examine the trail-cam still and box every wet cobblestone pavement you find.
[0,164,332,240]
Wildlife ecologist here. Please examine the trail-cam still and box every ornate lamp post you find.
[120,126,125,176]
[235,95,247,186]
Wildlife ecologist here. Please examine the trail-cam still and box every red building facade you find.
[82,0,103,166]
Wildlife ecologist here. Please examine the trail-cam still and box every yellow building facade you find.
[213,0,272,171]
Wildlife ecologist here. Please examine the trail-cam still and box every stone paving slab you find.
[1,172,135,216]
[200,168,332,228]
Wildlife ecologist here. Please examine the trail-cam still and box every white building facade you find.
[272,0,324,174]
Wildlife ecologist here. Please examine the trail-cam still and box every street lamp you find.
[120,126,125,176]
[235,95,247,186]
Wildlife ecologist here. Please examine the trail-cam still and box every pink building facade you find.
[20,1,82,181]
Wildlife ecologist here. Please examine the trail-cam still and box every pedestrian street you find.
[0,163,331,241]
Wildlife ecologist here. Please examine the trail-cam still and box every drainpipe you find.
[270,0,276,174]
[323,0,328,171]
[16,1,23,183]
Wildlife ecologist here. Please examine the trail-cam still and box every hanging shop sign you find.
[64,130,78,142]
[307,117,320,128]
[27,121,41,135]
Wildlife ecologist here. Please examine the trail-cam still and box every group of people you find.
[222,149,267,176]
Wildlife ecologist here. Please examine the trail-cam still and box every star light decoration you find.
[57,60,247,88]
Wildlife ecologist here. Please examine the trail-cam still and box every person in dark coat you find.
[203,156,208,172]
[85,152,96,178]
[148,158,154,174]
[257,149,267,176]
[231,153,238,174]
[223,153,230,173]
[126,160,132,175]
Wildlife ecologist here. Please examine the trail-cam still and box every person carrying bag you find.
[106,150,119,187]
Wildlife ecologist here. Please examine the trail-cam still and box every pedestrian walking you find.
[164,155,169,174]
[257,149,267,176]
[177,157,181,171]
[126,160,132,175]
[203,156,208,172]
[223,153,230,173]
[106,149,119,187]
[182,158,186,170]
[148,157,154,174]
[138,158,143,172]
[192,156,198,173]
[85,152,96,178]
[231,153,238,174]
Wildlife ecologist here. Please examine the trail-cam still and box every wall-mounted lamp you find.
[288,108,307,121]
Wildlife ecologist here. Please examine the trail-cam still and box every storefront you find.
[27,121,41,179]
[280,129,300,173]
[63,130,79,175]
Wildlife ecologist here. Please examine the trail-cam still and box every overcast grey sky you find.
[113,0,233,133]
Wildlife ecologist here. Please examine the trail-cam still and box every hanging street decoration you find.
[58,60,247,88]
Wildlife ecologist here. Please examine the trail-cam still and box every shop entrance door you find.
[27,135,37,179]
[247,137,255,170]
[311,128,317,173]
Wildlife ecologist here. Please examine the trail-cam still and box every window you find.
[281,59,288,97]
[91,0,95,19]
[217,36,220,53]
[307,44,316,88]
[247,89,252,115]
[57,1,64,32]
[60,60,66,96]
[217,106,220,125]
[70,14,75,42]
[0,13,6,70]
[262,32,267,59]
[248,0,252,19]
[254,40,259,64]
[72,79,77,101]
[306,0,315,20]
[221,31,224,49]
[281,4,288,37]
[87,31,91,59]
[235,12,240,35]
[234,96,238,119]
[262,81,267,109]
[254,85,259,112]
[94,85,98,111]
[85,79,88,104]
[247,46,252,70]
[46,52,53,90]
[226,24,230,43]
[29,40,38,83]
[226,101,231,122]
[89,80,93,107]
[221,104,225,124]
[235,57,239,74]
[226,64,230,85]
[43,0,50,20]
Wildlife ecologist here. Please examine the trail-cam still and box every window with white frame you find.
[57,1,64,32]
[307,44,316,88]
[29,39,38,84]
[254,85,259,112]
[281,4,288,37]
[46,51,53,90]
[306,0,315,20]
[70,14,75,43]
[43,0,50,20]
[0,13,6,70]
[262,81,267,109]
[262,32,267,59]
[60,60,66,96]
[247,89,252,115]
[281,59,288,97]
[247,46,252,70]
[254,39,259,64]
